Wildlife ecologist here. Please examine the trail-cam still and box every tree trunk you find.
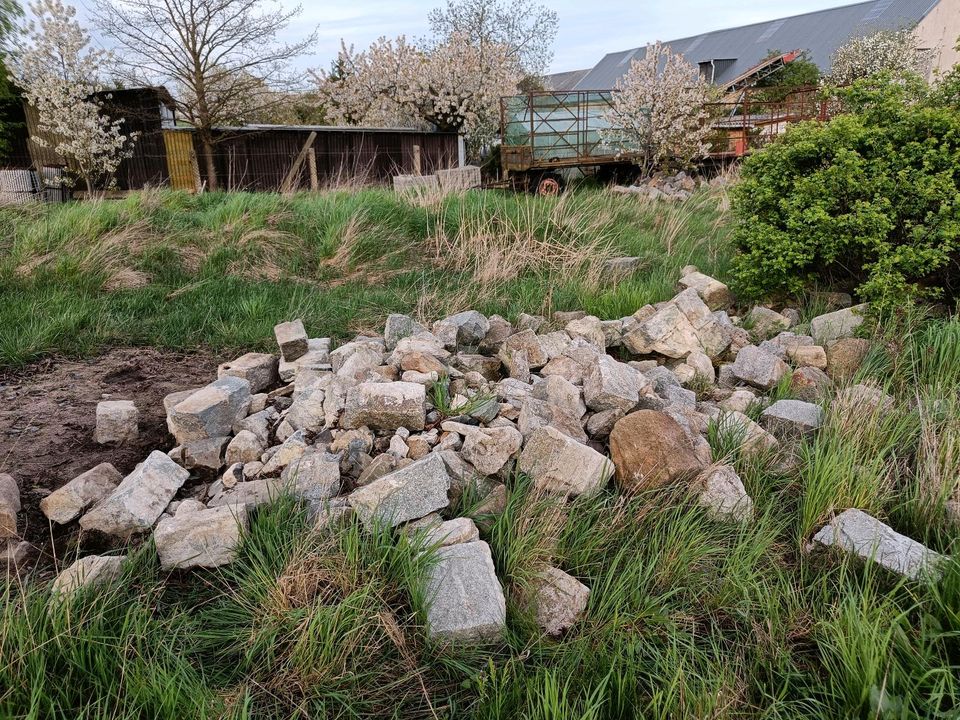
[202,138,218,191]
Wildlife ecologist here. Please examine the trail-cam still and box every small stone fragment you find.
[0,473,20,539]
[698,465,753,522]
[531,566,590,636]
[761,399,823,439]
[729,345,790,391]
[423,517,480,547]
[810,305,867,345]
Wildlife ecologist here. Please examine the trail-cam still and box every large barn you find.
[550,0,960,90]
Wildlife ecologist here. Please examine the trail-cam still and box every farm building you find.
[1,86,462,196]
[548,0,960,91]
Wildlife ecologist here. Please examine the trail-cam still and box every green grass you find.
[0,186,731,368]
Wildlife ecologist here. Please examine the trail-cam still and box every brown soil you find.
[0,348,221,564]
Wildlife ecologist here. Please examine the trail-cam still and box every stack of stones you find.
[20,267,943,637]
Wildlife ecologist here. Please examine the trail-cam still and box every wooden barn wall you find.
[9,90,170,191]
[99,91,170,190]
[189,129,460,192]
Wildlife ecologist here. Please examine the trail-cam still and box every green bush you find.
[731,76,960,308]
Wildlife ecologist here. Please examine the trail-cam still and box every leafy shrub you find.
[731,76,960,308]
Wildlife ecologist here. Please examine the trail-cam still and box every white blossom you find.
[315,32,522,149]
[601,41,712,177]
[9,0,137,195]
[829,28,931,86]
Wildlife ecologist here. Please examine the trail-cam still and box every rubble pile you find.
[6,266,943,639]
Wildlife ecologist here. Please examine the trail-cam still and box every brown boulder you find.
[826,338,871,381]
[609,410,707,492]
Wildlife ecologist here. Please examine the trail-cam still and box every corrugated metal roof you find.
[573,0,939,90]
[544,68,592,90]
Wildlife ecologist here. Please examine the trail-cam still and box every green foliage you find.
[731,75,960,308]
[753,49,820,103]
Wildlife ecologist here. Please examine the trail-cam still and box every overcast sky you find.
[75,0,860,74]
[287,0,858,73]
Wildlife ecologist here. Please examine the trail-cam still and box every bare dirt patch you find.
[0,348,221,562]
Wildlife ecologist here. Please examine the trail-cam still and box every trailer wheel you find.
[536,174,563,196]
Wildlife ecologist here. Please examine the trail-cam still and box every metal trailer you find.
[499,90,637,194]
[499,84,835,193]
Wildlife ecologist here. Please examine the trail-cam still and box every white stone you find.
[52,555,125,595]
[813,509,944,580]
[217,352,279,393]
[424,540,506,641]
[154,505,248,570]
[348,453,451,528]
[40,463,121,525]
[518,426,613,498]
[95,400,139,445]
[79,451,189,536]
[274,320,308,361]
[531,566,590,636]
[698,465,753,522]
[810,305,867,345]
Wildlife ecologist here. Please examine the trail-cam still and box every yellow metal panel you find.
[163,131,199,192]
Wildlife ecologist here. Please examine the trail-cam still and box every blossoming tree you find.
[829,28,930,85]
[315,32,522,154]
[602,41,712,178]
[9,0,136,196]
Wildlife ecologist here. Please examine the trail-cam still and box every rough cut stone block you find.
[154,505,248,570]
[348,453,451,528]
[393,174,440,192]
[384,314,426,351]
[52,554,125,595]
[274,320,309,362]
[425,540,506,641]
[813,509,944,580]
[40,463,121,525]
[460,425,522,476]
[341,381,426,431]
[730,345,790,391]
[280,446,341,502]
[167,376,251,444]
[95,400,139,445]
[518,426,613,498]
[623,289,729,359]
[761,399,823,439]
[531,566,590,636]
[422,517,480,547]
[217,352,279,393]
[0,473,20,539]
[583,355,645,414]
[79,451,189,536]
[810,304,867,345]
[436,165,482,191]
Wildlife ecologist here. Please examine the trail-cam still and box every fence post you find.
[413,145,422,176]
